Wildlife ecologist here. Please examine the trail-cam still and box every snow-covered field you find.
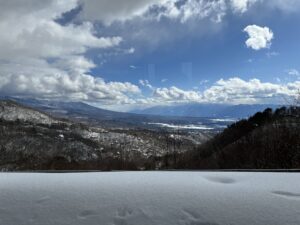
[0,172,300,225]
[147,122,214,130]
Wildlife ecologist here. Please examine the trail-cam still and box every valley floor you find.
[0,172,300,225]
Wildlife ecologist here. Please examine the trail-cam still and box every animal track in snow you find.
[181,208,220,225]
[36,196,51,204]
[77,209,98,219]
[205,176,236,184]
[272,191,300,199]
[113,207,133,225]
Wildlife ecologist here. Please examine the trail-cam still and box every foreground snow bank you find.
[0,172,300,225]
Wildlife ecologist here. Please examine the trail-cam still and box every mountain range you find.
[0,97,242,129]
[131,103,281,118]
[0,98,297,171]
[0,100,211,171]
[0,97,283,131]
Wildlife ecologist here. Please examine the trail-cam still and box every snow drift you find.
[0,172,299,225]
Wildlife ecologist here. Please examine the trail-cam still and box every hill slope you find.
[0,100,205,171]
[0,100,105,170]
[0,100,56,124]
[177,106,300,169]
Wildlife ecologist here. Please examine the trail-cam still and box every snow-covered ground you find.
[0,172,299,225]
[147,122,214,130]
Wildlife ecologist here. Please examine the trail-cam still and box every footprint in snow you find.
[113,207,133,225]
[205,176,236,184]
[272,191,300,199]
[36,196,51,204]
[77,209,98,219]
[181,209,220,225]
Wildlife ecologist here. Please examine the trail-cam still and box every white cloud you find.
[153,86,202,102]
[127,48,136,54]
[230,0,300,14]
[130,65,137,69]
[202,77,293,104]
[79,0,228,24]
[159,0,228,23]
[243,25,274,50]
[0,60,140,104]
[75,0,298,56]
[1,1,299,108]
[139,80,154,90]
[264,0,300,13]
[266,51,279,57]
[78,0,300,26]
[79,0,164,25]
[287,69,300,77]
[0,0,142,104]
[146,77,300,105]
[199,79,209,85]
[230,0,258,13]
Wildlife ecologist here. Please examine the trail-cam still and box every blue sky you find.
[0,0,300,111]
[95,7,300,87]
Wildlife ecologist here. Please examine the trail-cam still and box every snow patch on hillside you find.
[0,101,56,124]
[148,122,214,130]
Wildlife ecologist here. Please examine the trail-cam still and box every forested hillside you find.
[176,106,300,169]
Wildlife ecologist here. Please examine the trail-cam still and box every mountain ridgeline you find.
[175,106,300,169]
[0,99,299,170]
[0,100,211,171]
[0,97,227,129]
[132,103,280,118]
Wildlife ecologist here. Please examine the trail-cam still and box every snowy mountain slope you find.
[0,100,57,124]
[0,100,206,171]
[0,97,235,130]
[0,172,299,225]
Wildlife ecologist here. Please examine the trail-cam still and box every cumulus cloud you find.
[244,25,274,50]
[158,0,227,23]
[71,1,299,56]
[147,77,300,105]
[230,0,258,13]
[264,0,300,13]
[79,0,164,25]
[202,77,293,104]
[79,0,228,24]
[139,80,154,90]
[1,0,299,108]
[287,69,300,77]
[0,0,141,104]
[153,86,202,102]
[266,51,279,58]
[78,0,300,25]
[130,65,137,69]
[199,79,209,85]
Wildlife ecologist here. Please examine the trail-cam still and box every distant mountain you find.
[1,97,280,131]
[0,97,151,127]
[1,97,125,119]
[131,103,281,118]
[0,97,233,129]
